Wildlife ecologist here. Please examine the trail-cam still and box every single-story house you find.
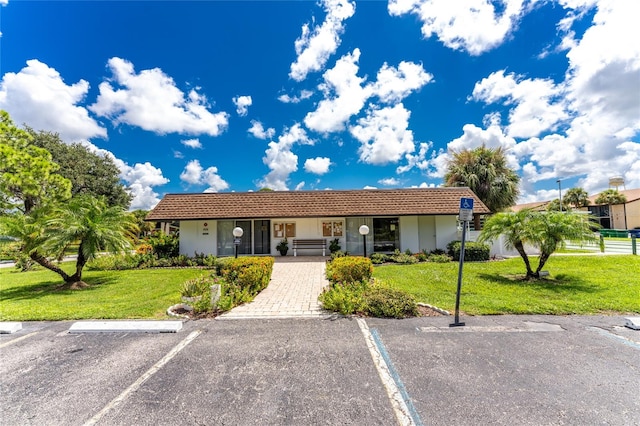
[145,188,490,257]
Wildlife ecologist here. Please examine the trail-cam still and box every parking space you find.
[1,316,639,425]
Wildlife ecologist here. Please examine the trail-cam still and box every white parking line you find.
[83,330,202,426]
[357,318,422,426]
[0,332,39,349]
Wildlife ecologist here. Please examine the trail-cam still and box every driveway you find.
[1,315,638,425]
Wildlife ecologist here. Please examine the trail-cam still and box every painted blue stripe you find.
[370,328,424,426]
[589,327,640,350]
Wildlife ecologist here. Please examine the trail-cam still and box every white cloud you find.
[89,57,229,136]
[304,157,332,175]
[232,95,252,116]
[289,0,356,81]
[396,141,432,174]
[278,90,314,104]
[304,50,432,135]
[372,61,433,103]
[180,159,229,192]
[304,49,372,133]
[388,0,528,55]
[363,185,378,190]
[379,177,400,186]
[457,1,640,203]
[259,123,314,190]
[472,70,568,138]
[248,120,276,140]
[181,138,202,149]
[80,141,169,210]
[0,60,107,142]
[0,1,8,5]
[350,104,417,165]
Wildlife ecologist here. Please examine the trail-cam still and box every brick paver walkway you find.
[217,256,333,319]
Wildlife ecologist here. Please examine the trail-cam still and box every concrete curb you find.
[68,321,183,333]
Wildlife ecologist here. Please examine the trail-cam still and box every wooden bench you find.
[292,239,326,257]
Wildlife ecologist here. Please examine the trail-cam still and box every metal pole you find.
[363,235,367,258]
[557,179,562,212]
[235,244,238,259]
[450,221,467,327]
[632,235,637,255]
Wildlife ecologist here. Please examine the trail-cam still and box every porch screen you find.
[216,220,235,257]
[345,217,373,256]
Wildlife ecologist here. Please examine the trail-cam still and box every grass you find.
[373,255,640,315]
[0,263,206,321]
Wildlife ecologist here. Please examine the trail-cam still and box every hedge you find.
[446,241,490,262]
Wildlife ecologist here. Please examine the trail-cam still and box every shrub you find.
[428,253,452,263]
[181,275,214,297]
[319,280,418,318]
[370,253,388,264]
[86,253,140,270]
[219,257,274,294]
[329,238,341,253]
[326,256,373,284]
[0,241,35,271]
[390,249,418,264]
[193,252,217,267]
[319,281,368,315]
[416,252,428,262]
[447,241,490,262]
[363,286,418,319]
[330,250,346,260]
[147,231,179,258]
[135,243,153,255]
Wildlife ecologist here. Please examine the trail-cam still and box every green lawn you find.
[0,264,206,321]
[373,255,640,315]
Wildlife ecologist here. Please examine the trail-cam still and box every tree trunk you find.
[473,214,481,231]
[514,241,535,278]
[66,243,88,285]
[535,252,551,276]
[29,251,71,282]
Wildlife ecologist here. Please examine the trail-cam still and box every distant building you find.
[511,188,640,230]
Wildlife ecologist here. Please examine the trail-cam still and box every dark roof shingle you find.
[146,188,491,221]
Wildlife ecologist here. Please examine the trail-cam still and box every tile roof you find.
[146,188,491,221]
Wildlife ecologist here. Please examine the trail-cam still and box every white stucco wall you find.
[399,216,420,253]
[435,216,458,250]
[418,216,436,252]
[179,220,217,256]
[176,215,469,257]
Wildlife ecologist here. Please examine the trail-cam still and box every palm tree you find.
[478,209,536,277]
[479,210,596,279]
[594,189,626,206]
[564,187,589,209]
[41,196,138,287]
[444,145,520,229]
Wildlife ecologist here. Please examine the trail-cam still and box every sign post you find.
[451,197,473,327]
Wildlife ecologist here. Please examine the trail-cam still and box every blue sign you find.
[460,198,474,210]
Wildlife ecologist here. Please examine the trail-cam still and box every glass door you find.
[235,220,252,255]
[253,220,270,254]
[373,218,399,252]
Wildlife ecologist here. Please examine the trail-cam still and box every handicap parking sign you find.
[460,198,474,210]
[459,197,474,222]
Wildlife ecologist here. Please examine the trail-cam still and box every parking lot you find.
[1,315,639,425]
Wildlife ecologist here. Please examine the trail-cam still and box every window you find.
[274,222,296,238]
[322,221,343,237]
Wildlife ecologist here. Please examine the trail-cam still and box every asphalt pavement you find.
[1,315,639,426]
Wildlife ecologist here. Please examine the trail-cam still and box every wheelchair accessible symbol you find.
[459,197,474,222]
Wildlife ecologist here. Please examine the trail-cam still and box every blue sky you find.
[1,0,638,210]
